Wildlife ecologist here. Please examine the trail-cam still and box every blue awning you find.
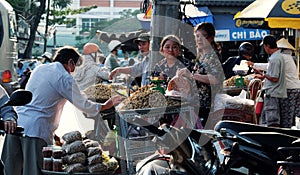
[214,14,270,42]
[182,6,214,26]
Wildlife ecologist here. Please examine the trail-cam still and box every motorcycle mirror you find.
[3,89,32,107]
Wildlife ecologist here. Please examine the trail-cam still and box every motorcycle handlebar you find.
[0,120,24,136]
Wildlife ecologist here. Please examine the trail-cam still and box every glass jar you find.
[42,146,53,158]
[52,159,63,172]
[52,146,63,159]
[43,158,53,171]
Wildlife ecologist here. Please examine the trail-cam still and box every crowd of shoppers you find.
[1,21,300,174]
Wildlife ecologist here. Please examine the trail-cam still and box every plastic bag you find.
[166,75,192,98]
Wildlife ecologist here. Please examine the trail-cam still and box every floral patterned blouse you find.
[194,50,224,109]
[151,57,189,82]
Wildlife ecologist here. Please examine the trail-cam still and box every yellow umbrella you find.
[234,0,300,29]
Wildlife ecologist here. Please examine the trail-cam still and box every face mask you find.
[117,50,123,57]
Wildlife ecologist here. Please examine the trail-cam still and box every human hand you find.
[177,68,192,78]
[253,68,262,75]
[101,95,124,111]
[192,73,201,82]
[4,120,17,134]
[109,69,119,80]
[254,74,264,80]
[246,61,254,67]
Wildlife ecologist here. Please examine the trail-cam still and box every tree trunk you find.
[43,0,51,53]
[23,0,46,59]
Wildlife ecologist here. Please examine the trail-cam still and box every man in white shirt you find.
[1,46,122,175]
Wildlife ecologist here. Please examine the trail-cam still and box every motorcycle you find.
[133,117,300,175]
[277,140,300,175]
[131,117,220,175]
[0,89,32,173]
[212,120,300,175]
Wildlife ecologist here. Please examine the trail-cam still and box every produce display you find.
[118,85,182,110]
[223,75,253,87]
[83,83,126,102]
[42,131,118,174]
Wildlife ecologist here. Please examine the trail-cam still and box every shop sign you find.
[215,29,270,42]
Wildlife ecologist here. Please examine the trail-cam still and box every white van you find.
[0,0,19,94]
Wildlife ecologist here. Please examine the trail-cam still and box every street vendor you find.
[109,33,151,87]
[151,34,192,83]
[222,42,255,79]
[1,46,123,175]
[177,22,224,127]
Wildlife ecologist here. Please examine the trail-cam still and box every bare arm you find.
[109,67,132,80]
[193,73,219,85]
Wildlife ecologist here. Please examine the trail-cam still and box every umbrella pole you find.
[297,30,300,79]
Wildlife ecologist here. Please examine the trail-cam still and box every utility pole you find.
[149,0,180,70]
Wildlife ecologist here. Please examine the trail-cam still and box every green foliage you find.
[52,0,72,9]
[49,5,97,26]
[119,9,140,19]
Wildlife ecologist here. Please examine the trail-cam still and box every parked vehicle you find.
[132,117,219,175]
[0,0,19,94]
[212,120,300,175]
[133,117,300,175]
[277,144,300,175]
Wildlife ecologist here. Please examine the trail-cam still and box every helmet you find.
[42,52,52,59]
[108,40,122,52]
[239,42,254,57]
[83,43,100,55]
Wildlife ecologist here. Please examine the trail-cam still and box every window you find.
[8,12,16,39]
[0,13,3,47]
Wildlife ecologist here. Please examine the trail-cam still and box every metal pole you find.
[149,0,180,71]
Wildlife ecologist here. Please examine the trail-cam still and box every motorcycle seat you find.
[214,120,300,138]
[238,132,299,149]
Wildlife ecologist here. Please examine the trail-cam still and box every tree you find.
[7,0,96,59]
[8,0,46,59]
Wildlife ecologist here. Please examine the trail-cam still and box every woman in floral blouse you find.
[178,22,224,126]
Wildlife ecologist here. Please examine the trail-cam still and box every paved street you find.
[0,101,95,155]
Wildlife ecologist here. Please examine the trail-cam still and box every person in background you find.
[0,84,18,173]
[16,60,25,77]
[41,52,53,64]
[255,35,287,127]
[178,22,224,127]
[1,46,122,175]
[222,42,255,79]
[98,54,106,68]
[109,33,151,86]
[104,40,123,71]
[74,42,110,91]
[275,38,300,128]
[0,85,18,134]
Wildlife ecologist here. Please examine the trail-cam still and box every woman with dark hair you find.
[1,46,123,175]
[178,22,224,126]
